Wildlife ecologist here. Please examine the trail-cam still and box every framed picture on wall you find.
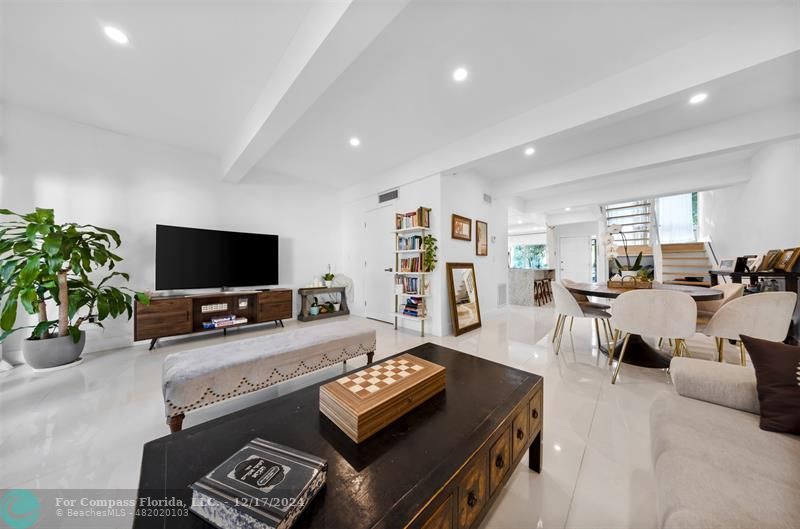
[451,214,472,241]
[475,220,488,256]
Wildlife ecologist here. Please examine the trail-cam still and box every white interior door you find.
[559,236,592,283]
[364,205,396,323]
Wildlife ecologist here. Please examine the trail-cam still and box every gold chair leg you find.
[594,318,602,350]
[601,319,611,353]
[738,341,747,367]
[668,338,673,347]
[611,333,631,384]
[608,329,620,365]
[658,337,663,348]
[570,316,575,332]
[715,337,724,363]
[678,339,690,358]
[555,316,566,355]
[552,314,564,343]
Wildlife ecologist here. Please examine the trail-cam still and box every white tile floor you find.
[0,305,703,528]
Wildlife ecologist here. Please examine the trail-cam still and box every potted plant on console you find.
[322,272,335,288]
[0,208,149,370]
[605,224,643,278]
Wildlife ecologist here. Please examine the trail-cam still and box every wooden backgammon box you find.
[319,354,446,442]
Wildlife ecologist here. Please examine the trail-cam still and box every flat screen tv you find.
[156,225,279,290]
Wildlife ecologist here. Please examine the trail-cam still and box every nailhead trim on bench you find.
[165,340,376,417]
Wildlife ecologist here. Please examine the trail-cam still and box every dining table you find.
[565,282,723,368]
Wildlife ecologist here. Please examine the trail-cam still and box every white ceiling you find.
[1,0,313,155]
[458,52,800,182]
[2,0,796,193]
[256,0,771,186]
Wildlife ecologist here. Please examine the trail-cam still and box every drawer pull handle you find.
[532,408,539,419]
[467,491,478,508]
[495,454,505,469]
[516,428,525,440]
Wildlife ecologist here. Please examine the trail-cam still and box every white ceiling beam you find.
[343,4,800,199]
[222,0,410,183]
[499,101,800,199]
[525,152,753,215]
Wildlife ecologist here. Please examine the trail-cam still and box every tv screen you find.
[156,225,279,290]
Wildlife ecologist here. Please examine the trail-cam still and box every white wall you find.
[698,139,800,259]
[340,169,508,337]
[440,171,509,335]
[0,104,341,356]
[550,221,603,281]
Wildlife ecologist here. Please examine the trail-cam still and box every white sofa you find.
[650,357,800,529]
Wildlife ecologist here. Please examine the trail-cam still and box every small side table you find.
[297,286,350,322]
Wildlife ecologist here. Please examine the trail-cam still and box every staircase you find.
[660,242,713,286]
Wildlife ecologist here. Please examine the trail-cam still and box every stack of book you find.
[402,297,424,317]
[395,207,431,230]
[396,276,421,294]
[191,438,327,529]
[397,234,423,250]
[399,257,421,272]
[202,315,248,329]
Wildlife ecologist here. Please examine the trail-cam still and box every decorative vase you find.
[22,331,85,370]
[324,280,333,288]
[333,303,341,312]
[309,306,320,316]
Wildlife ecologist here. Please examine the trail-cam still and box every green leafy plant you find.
[0,208,149,342]
[422,234,438,272]
[607,224,643,271]
[322,272,335,281]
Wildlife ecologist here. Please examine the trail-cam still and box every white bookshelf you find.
[394,207,431,337]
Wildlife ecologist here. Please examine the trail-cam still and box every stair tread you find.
[665,280,711,287]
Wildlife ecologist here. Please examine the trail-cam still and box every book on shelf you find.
[203,316,248,329]
[397,234,423,251]
[190,438,327,529]
[401,297,424,317]
[399,257,421,272]
[395,207,432,230]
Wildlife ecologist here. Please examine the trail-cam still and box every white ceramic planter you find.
[22,331,85,370]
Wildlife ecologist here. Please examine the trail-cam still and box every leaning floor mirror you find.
[446,262,482,336]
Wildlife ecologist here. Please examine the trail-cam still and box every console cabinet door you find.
[257,291,292,322]
[135,298,192,341]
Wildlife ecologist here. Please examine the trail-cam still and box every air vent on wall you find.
[378,189,399,203]
[483,193,493,204]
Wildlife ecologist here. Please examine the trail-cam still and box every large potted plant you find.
[0,208,149,369]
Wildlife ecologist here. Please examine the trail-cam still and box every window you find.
[656,192,697,243]
[510,244,548,269]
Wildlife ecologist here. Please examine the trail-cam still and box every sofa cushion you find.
[651,394,800,529]
[741,335,800,434]
[669,357,759,414]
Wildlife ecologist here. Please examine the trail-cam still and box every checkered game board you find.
[336,357,425,398]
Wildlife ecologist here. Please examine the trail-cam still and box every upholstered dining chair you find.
[702,291,797,366]
[560,278,611,331]
[551,281,612,355]
[609,290,697,384]
[695,283,744,331]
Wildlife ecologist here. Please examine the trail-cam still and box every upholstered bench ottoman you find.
[162,321,376,432]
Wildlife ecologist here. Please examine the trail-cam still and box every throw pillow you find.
[740,335,800,434]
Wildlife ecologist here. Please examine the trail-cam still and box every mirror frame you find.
[446,262,482,336]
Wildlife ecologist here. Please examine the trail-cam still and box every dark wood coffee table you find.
[135,343,543,529]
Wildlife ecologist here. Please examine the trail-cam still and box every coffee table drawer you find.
[421,494,453,529]
[511,405,529,462]
[488,426,511,496]
[529,389,543,437]
[457,452,487,529]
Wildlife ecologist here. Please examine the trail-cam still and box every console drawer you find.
[511,405,529,463]
[529,389,543,437]
[457,452,487,529]
[420,494,453,529]
[488,426,511,496]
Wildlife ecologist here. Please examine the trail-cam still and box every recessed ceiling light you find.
[689,92,708,105]
[452,67,468,82]
[103,25,129,45]
[564,207,571,212]
[349,137,361,147]
[524,146,535,156]
[517,220,523,225]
